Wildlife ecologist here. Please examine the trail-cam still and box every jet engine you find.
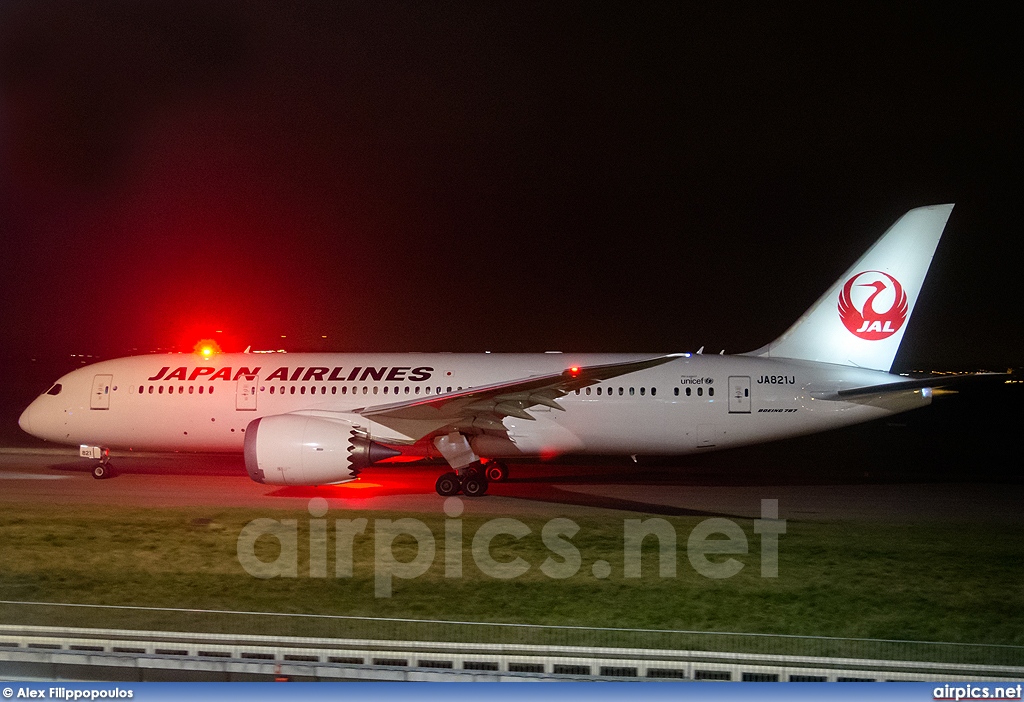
[243,413,400,485]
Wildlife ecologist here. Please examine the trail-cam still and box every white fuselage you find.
[19,352,929,458]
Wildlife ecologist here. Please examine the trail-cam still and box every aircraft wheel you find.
[435,472,462,497]
[461,474,489,497]
[92,463,112,480]
[484,462,508,482]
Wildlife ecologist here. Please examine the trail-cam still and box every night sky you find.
[2,3,1021,370]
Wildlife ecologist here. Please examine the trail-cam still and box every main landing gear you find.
[483,461,509,483]
[431,433,509,497]
[433,461,509,497]
[435,465,488,497]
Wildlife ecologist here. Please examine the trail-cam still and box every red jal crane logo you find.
[837,270,908,340]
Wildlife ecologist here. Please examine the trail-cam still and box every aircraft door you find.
[236,377,258,411]
[728,376,751,414]
[90,374,112,410]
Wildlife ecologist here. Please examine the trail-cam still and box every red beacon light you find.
[567,365,581,378]
[193,339,223,358]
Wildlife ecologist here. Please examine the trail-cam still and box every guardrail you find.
[2,600,1022,669]
[2,623,1024,683]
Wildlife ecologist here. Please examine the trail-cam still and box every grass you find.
[1,502,1022,663]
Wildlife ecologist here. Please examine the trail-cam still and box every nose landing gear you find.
[81,445,115,479]
[91,462,115,480]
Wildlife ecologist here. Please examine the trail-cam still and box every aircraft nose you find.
[18,402,36,437]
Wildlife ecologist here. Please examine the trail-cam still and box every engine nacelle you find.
[244,413,400,486]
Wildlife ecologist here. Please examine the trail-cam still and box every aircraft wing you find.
[351,354,681,440]
[810,372,1007,401]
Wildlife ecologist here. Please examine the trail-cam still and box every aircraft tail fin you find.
[747,204,954,372]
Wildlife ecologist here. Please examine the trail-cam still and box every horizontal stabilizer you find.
[810,372,1006,401]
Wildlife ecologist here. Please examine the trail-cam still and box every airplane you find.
[20,204,973,496]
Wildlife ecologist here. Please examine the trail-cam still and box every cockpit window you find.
[46,383,63,396]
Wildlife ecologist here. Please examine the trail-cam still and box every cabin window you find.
[640,387,646,396]
[708,387,714,397]
[651,387,657,396]
[618,387,624,396]
[586,387,591,395]
[342,386,347,395]
[415,386,420,394]
[673,387,679,396]
[363,386,368,394]
[405,386,410,394]
[446,387,452,393]
[300,386,306,395]
[597,387,602,395]
[290,386,295,395]
[697,387,703,396]
[189,386,194,394]
[332,386,337,395]
[685,387,691,396]
[158,386,164,394]
[383,386,389,394]
[209,386,214,395]
[270,387,275,394]
[373,386,378,394]
[138,386,144,394]
[629,387,634,396]
[198,386,203,394]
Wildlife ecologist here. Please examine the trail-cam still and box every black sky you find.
[1,2,1021,370]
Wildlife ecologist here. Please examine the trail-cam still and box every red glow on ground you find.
[266,466,437,500]
[329,481,383,490]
